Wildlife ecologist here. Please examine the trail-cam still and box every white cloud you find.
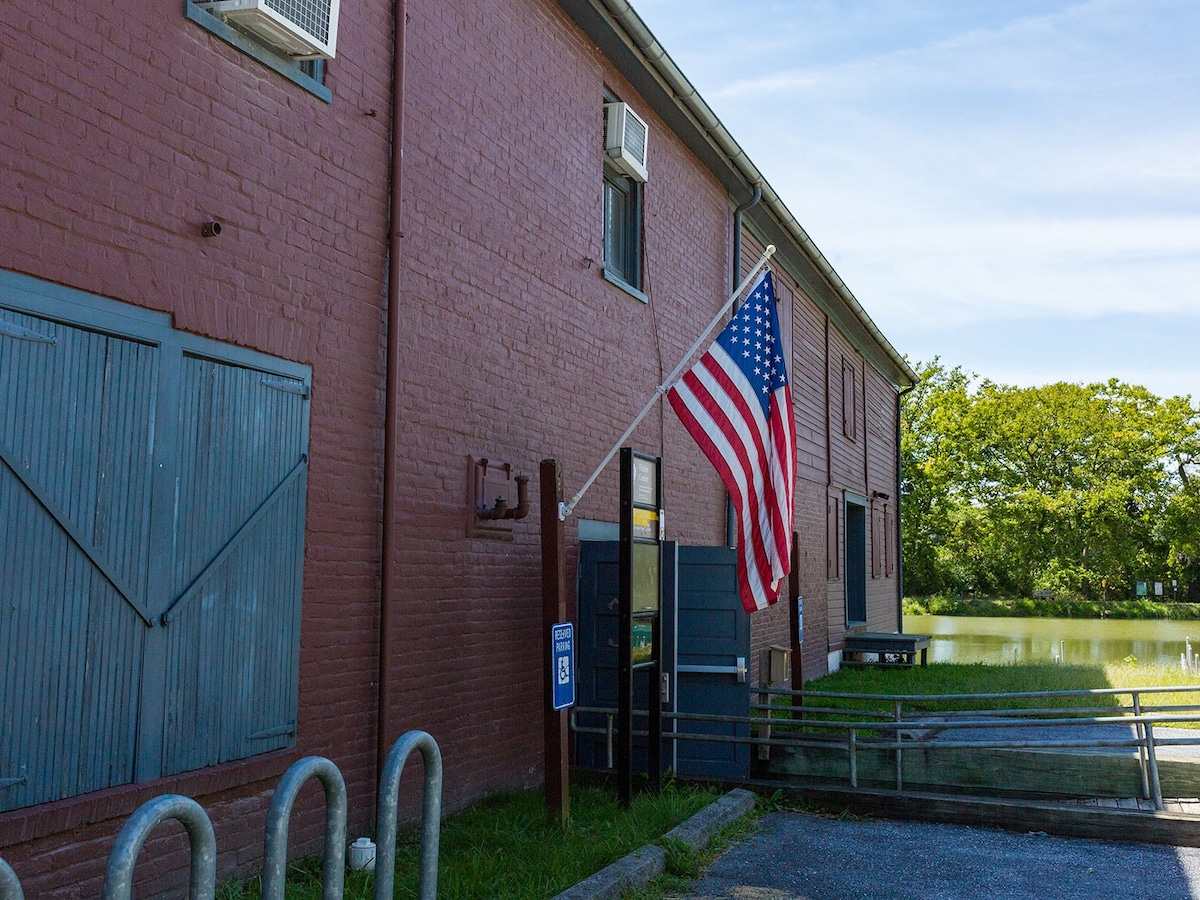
[633,0,1200,389]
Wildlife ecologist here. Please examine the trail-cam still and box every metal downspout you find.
[725,185,762,548]
[895,384,915,632]
[379,0,408,789]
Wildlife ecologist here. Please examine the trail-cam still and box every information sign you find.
[618,448,664,806]
[551,622,575,710]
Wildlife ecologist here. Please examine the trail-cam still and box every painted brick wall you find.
[0,1,395,894]
[386,0,733,815]
[0,0,904,893]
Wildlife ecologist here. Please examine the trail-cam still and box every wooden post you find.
[541,459,569,824]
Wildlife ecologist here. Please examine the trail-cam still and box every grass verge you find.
[794,661,1200,727]
[624,794,771,900]
[217,780,720,900]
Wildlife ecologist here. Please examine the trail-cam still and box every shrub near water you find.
[904,593,1200,620]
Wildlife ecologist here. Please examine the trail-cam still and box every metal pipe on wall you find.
[725,184,762,548]
[378,0,408,790]
[895,384,915,632]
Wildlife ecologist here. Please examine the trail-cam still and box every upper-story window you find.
[602,94,649,300]
[842,357,858,442]
[603,166,642,292]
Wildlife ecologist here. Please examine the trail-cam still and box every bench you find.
[842,632,931,668]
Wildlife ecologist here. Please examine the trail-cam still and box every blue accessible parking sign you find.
[551,622,575,710]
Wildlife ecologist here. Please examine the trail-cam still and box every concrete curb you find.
[552,788,757,900]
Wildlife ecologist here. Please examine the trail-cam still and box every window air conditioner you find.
[604,102,649,183]
[198,0,340,60]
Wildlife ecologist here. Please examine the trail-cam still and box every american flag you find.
[667,271,796,613]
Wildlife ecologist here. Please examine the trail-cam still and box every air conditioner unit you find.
[198,0,340,60]
[604,102,649,183]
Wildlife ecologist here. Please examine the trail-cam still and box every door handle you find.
[677,657,747,684]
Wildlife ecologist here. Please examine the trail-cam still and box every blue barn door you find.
[576,541,748,780]
[0,274,310,813]
[0,307,156,809]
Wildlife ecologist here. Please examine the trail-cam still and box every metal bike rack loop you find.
[373,730,442,900]
[102,794,216,900]
[0,857,24,900]
[262,756,348,900]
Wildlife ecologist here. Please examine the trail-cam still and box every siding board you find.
[0,310,154,811]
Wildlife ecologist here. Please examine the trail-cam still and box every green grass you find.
[217,780,721,900]
[624,800,769,900]
[904,593,1200,620]
[793,661,1200,727]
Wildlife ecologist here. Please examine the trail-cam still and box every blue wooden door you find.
[0,274,310,813]
[0,307,156,809]
[576,541,747,780]
[671,545,750,780]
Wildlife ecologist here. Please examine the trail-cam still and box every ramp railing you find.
[572,684,1200,811]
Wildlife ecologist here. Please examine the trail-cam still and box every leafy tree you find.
[899,358,970,595]
[900,362,1200,601]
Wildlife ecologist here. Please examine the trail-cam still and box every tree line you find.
[901,359,1200,601]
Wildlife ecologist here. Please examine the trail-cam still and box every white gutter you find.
[597,0,918,387]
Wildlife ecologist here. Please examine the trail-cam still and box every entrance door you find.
[576,541,748,780]
[671,544,750,779]
[845,500,867,625]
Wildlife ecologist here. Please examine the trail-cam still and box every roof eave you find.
[558,0,918,388]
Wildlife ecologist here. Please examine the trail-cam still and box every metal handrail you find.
[770,684,1200,702]
[571,685,1200,811]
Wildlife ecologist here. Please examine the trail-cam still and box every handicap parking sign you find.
[551,623,575,710]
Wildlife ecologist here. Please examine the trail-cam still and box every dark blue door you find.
[670,545,750,780]
[576,540,649,770]
[576,541,748,780]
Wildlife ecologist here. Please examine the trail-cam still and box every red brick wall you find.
[386,0,732,814]
[1,1,394,894]
[0,0,903,893]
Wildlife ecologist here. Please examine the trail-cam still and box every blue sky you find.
[633,0,1200,400]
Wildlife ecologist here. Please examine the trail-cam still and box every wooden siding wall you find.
[739,234,900,682]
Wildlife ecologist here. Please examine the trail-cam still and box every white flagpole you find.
[559,244,776,520]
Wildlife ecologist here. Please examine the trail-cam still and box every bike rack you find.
[373,730,442,900]
[262,756,348,900]
[102,794,216,900]
[0,857,24,900]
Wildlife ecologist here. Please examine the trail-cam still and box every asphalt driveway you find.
[669,809,1200,899]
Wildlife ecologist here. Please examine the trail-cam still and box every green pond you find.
[904,614,1200,667]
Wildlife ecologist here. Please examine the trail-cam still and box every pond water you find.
[903,614,1200,667]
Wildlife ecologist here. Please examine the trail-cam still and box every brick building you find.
[0,0,914,893]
